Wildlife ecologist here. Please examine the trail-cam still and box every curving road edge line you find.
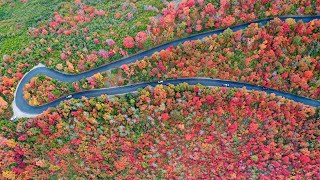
[12,15,320,118]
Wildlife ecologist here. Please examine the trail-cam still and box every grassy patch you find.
[0,0,67,55]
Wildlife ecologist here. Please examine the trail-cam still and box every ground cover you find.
[0,0,68,55]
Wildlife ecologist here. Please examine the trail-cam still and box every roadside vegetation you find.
[1,84,319,179]
[0,1,320,178]
[0,0,165,119]
[23,18,320,106]
[1,0,319,119]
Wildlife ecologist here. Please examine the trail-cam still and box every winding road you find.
[13,15,320,117]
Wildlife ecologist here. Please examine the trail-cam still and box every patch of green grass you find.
[0,0,67,55]
[0,35,28,57]
[0,118,19,135]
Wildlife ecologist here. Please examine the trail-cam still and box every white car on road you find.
[66,95,73,99]
[10,116,17,121]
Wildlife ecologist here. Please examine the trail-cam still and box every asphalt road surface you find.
[14,15,320,115]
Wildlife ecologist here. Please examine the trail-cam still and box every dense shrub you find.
[24,19,320,105]
[1,84,319,178]
[1,0,319,119]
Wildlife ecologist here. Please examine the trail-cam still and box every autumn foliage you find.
[23,73,107,105]
[1,0,319,119]
[123,36,135,49]
[148,0,319,44]
[1,84,319,178]
[1,1,320,178]
[22,19,320,106]
[119,19,320,99]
